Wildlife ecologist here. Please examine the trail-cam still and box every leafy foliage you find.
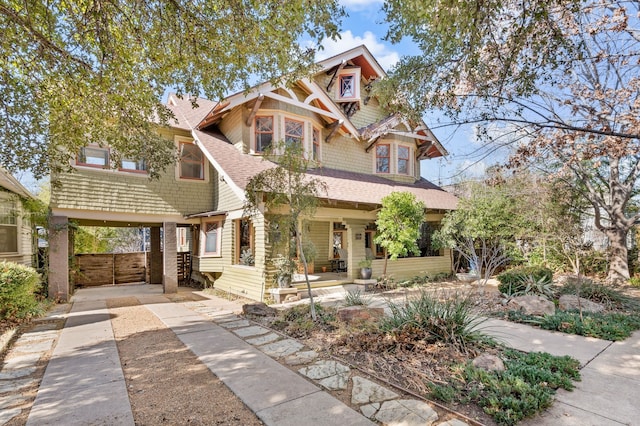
[374,192,425,275]
[556,279,639,311]
[507,310,640,341]
[380,291,491,353]
[432,350,580,425]
[0,261,42,320]
[380,0,640,283]
[497,266,553,296]
[343,290,371,307]
[0,0,344,178]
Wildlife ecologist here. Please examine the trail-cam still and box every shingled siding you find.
[370,251,452,280]
[52,162,216,217]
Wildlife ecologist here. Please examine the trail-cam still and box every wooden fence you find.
[74,252,147,286]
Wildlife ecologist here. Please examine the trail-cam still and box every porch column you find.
[345,220,369,280]
[149,227,162,284]
[48,216,69,301]
[162,221,178,294]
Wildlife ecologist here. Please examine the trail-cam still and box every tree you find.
[433,182,518,286]
[244,142,326,320]
[379,0,640,283]
[0,0,343,179]
[374,192,425,277]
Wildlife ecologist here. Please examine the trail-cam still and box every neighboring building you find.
[49,45,458,301]
[0,168,36,266]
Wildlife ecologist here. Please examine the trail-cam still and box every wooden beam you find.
[326,60,347,92]
[325,120,343,143]
[365,137,380,153]
[263,91,338,120]
[245,93,264,126]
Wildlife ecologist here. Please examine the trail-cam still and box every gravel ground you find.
[107,296,263,426]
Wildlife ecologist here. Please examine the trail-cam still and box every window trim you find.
[118,158,148,174]
[312,127,321,162]
[284,118,304,147]
[254,115,274,153]
[201,219,223,257]
[77,146,110,169]
[178,141,204,180]
[375,144,391,174]
[336,68,361,101]
[175,137,209,183]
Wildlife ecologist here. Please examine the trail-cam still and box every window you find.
[335,68,361,101]
[179,142,204,180]
[376,144,390,173]
[339,74,356,99]
[365,229,384,258]
[398,146,410,175]
[235,219,254,265]
[417,222,442,257]
[203,221,221,256]
[312,128,320,161]
[284,118,304,147]
[0,200,18,253]
[255,116,273,153]
[120,158,147,173]
[77,146,109,168]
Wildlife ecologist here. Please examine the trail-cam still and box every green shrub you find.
[432,349,580,425]
[630,276,640,288]
[557,279,639,310]
[0,261,42,320]
[507,310,640,341]
[380,291,490,352]
[343,290,371,306]
[498,266,553,295]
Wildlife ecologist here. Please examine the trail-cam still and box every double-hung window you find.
[179,142,204,180]
[255,116,273,153]
[398,146,410,175]
[0,200,18,253]
[376,144,390,174]
[120,158,147,173]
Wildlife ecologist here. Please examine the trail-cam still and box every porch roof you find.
[185,210,228,219]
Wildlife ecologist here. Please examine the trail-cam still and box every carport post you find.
[48,215,69,301]
[149,226,162,284]
[163,222,178,293]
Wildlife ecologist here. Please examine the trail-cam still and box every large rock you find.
[472,353,505,372]
[559,295,605,313]
[337,306,384,323]
[242,302,276,317]
[508,295,555,316]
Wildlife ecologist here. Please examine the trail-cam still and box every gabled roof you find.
[0,168,34,199]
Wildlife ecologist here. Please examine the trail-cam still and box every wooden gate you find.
[74,252,147,286]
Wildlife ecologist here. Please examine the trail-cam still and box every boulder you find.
[337,306,384,324]
[472,353,505,372]
[559,295,605,313]
[242,302,276,317]
[508,295,555,316]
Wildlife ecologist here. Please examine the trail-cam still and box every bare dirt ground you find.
[107,296,263,426]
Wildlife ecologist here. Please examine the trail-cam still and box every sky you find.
[322,0,507,186]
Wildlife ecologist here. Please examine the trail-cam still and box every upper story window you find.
[336,67,361,102]
[120,158,147,173]
[77,146,109,168]
[179,141,204,180]
[376,144,390,174]
[0,200,18,253]
[398,146,410,175]
[255,116,273,153]
[312,128,320,161]
[284,118,304,147]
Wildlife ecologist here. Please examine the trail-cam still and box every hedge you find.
[497,266,553,295]
[0,261,42,320]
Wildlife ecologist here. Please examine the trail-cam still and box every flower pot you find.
[321,266,327,273]
[359,267,372,280]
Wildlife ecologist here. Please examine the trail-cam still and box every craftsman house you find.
[0,168,37,267]
[48,45,457,301]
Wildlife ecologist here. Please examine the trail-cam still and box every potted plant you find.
[297,240,317,274]
[272,254,296,288]
[358,258,373,279]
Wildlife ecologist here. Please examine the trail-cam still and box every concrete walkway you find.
[1,284,638,425]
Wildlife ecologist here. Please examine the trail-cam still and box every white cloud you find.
[458,160,488,178]
[315,30,400,71]
[339,0,384,12]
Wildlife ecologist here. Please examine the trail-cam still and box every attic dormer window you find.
[336,67,361,102]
